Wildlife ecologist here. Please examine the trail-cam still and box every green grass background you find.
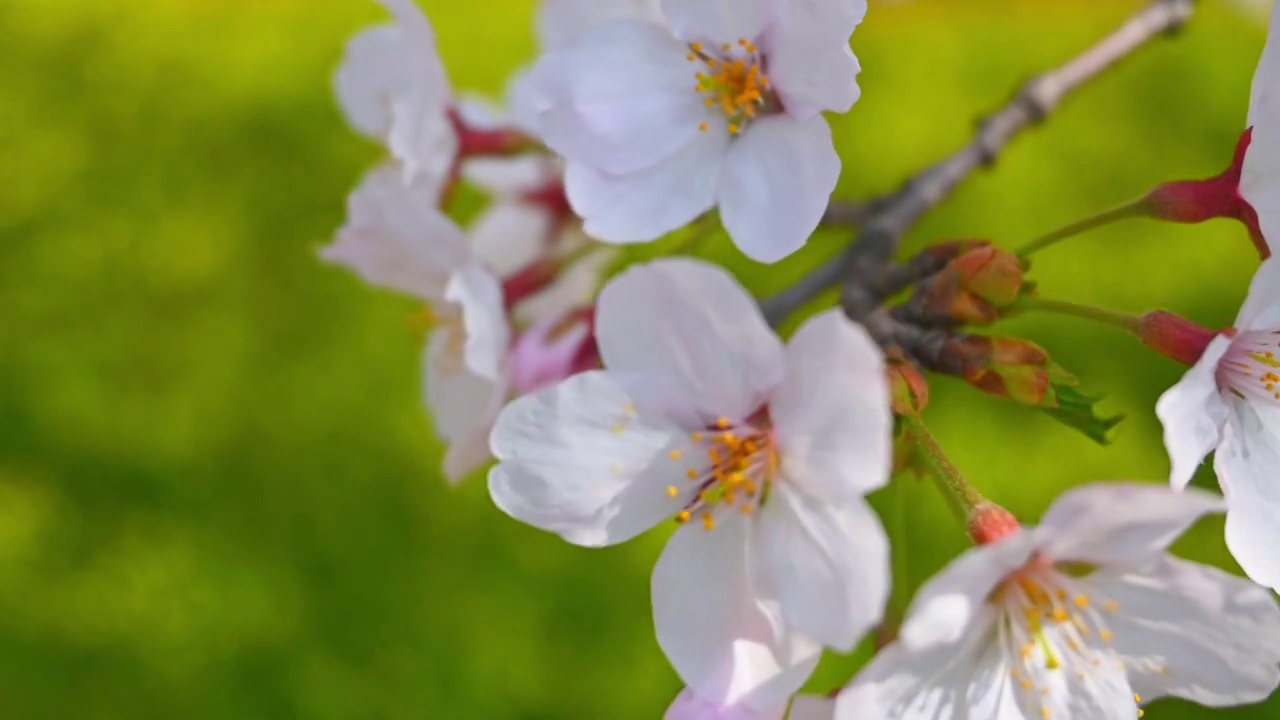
[0,0,1275,717]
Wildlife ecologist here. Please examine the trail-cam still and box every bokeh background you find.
[1,0,1276,717]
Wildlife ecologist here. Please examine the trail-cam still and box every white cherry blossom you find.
[523,0,866,262]
[835,483,1280,720]
[537,0,665,51]
[321,166,510,481]
[1157,256,1280,590]
[335,0,456,182]
[488,258,892,711]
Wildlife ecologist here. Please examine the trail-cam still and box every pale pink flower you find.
[523,0,866,262]
[836,483,1280,720]
[666,687,834,720]
[488,258,892,710]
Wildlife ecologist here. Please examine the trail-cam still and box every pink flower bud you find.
[967,503,1021,545]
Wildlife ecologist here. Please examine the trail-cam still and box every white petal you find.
[1154,334,1232,490]
[334,24,408,139]
[653,515,822,711]
[538,0,665,50]
[444,267,510,382]
[661,0,774,43]
[664,688,787,720]
[320,165,465,300]
[513,244,617,327]
[530,20,709,175]
[1092,554,1280,706]
[772,311,890,503]
[565,131,726,244]
[423,333,505,483]
[461,154,557,198]
[785,696,835,720]
[718,115,839,262]
[1233,256,1280,329]
[754,485,888,652]
[834,608,997,720]
[898,530,1039,651]
[466,202,552,278]
[1243,4,1280,253]
[1216,400,1280,589]
[1037,482,1224,566]
[595,258,785,427]
[962,642,1021,719]
[452,93,507,131]
[388,85,459,184]
[487,370,694,546]
[766,1,864,119]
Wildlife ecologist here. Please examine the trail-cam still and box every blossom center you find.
[687,40,772,135]
[995,565,1149,718]
[1218,331,1280,403]
[666,414,778,530]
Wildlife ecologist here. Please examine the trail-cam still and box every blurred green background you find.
[0,0,1274,717]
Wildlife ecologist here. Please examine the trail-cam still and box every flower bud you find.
[918,245,1029,325]
[967,502,1021,545]
[508,308,597,395]
[887,359,930,415]
[944,336,1061,406]
[1138,310,1219,366]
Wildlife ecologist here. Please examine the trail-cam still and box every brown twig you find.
[759,0,1194,328]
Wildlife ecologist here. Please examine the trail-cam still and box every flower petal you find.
[834,608,997,719]
[538,0,665,50]
[1092,554,1280,706]
[772,310,890,503]
[765,0,865,119]
[487,370,694,546]
[754,485,888,652]
[334,24,409,140]
[1243,4,1280,253]
[653,514,822,711]
[664,688,787,720]
[1233,256,1280,330]
[595,258,785,427]
[898,530,1039,651]
[461,153,558,198]
[661,0,774,44]
[1155,334,1233,490]
[423,333,505,483]
[444,267,510,382]
[466,202,552,278]
[1216,399,1280,589]
[718,115,839,262]
[529,20,708,175]
[1037,482,1224,566]
[565,131,726,244]
[320,164,465,301]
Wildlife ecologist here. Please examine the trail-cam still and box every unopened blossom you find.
[489,258,892,711]
[335,0,456,182]
[836,483,1280,720]
[1156,256,1280,590]
[524,0,867,262]
[666,687,834,720]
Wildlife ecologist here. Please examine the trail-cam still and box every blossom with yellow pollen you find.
[489,258,892,714]
[1158,256,1280,590]
[522,0,868,262]
[835,483,1280,720]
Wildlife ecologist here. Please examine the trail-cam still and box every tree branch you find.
[760,0,1193,327]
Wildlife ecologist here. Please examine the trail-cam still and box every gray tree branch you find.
[760,0,1194,329]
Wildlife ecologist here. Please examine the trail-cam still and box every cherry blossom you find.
[321,165,597,481]
[1156,256,1280,590]
[488,258,892,711]
[666,687,834,720]
[835,483,1280,720]
[334,0,456,183]
[536,0,664,51]
[522,0,867,262]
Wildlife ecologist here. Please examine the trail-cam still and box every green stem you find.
[902,414,986,518]
[1021,296,1143,335]
[890,478,911,612]
[1016,199,1146,257]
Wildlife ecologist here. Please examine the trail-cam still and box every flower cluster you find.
[322,0,1280,717]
